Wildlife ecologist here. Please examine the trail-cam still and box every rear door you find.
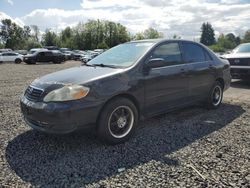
[37,52,46,62]
[181,42,215,101]
[44,51,53,62]
[144,42,189,116]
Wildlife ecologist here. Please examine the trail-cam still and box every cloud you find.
[5,0,13,5]
[0,12,24,26]
[2,0,250,39]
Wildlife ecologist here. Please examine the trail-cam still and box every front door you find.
[144,42,189,116]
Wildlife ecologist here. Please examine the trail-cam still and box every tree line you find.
[0,18,250,52]
[200,22,250,52]
[0,19,162,50]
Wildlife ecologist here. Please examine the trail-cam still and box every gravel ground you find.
[0,61,249,187]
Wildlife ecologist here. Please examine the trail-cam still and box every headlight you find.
[43,85,89,102]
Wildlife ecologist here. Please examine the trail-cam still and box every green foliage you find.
[243,30,250,43]
[134,27,163,40]
[209,33,241,53]
[143,28,163,39]
[41,29,60,46]
[0,19,31,50]
[97,41,109,49]
[24,39,42,50]
[200,22,216,46]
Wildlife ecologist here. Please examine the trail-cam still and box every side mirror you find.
[146,58,165,69]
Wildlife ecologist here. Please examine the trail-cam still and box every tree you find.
[134,28,163,40]
[0,19,32,49]
[42,29,59,46]
[134,32,145,40]
[200,22,216,46]
[173,34,181,39]
[143,28,163,39]
[243,30,250,43]
[30,25,40,42]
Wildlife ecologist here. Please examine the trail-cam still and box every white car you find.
[0,52,23,64]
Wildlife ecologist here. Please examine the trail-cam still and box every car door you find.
[45,51,53,62]
[181,42,215,101]
[144,42,189,116]
[2,53,11,61]
[37,52,47,62]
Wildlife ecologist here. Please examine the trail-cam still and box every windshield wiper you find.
[92,63,118,68]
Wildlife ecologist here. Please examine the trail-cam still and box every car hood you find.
[31,66,123,89]
[222,53,250,59]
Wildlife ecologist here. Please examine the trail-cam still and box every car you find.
[80,53,99,63]
[0,52,23,64]
[62,50,74,60]
[222,43,250,80]
[44,46,59,50]
[51,50,66,62]
[72,50,86,61]
[29,48,46,54]
[23,50,64,64]
[15,50,28,55]
[0,48,12,53]
[20,39,231,144]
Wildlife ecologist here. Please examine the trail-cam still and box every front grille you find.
[25,86,44,101]
[228,58,250,66]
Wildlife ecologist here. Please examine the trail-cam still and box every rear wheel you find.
[206,81,223,109]
[15,58,22,64]
[97,97,138,144]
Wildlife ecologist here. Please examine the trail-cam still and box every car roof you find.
[128,38,199,44]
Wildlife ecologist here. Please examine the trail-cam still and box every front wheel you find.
[206,81,223,109]
[15,58,22,64]
[97,97,138,145]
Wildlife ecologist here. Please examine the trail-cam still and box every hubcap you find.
[212,86,222,106]
[108,106,134,139]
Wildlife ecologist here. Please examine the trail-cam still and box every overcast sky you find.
[1,0,250,39]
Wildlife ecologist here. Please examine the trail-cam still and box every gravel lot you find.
[0,61,249,187]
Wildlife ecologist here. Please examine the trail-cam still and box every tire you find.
[15,58,22,64]
[97,97,138,145]
[206,81,223,109]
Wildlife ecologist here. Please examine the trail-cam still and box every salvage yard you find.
[0,61,249,187]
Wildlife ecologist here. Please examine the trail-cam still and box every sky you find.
[1,0,250,39]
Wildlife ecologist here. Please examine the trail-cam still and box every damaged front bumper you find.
[20,96,102,134]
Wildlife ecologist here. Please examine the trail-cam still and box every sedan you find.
[20,39,231,144]
[222,43,250,80]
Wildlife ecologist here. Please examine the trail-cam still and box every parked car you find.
[44,46,59,50]
[80,53,99,63]
[222,43,250,80]
[0,48,12,53]
[0,52,23,64]
[20,39,231,144]
[72,50,85,61]
[62,50,74,60]
[15,50,28,55]
[60,48,71,52]
[51,50,66,62]
[29,48,45,54]
[23,50,64,64]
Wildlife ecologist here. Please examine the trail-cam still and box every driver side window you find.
[150,42,182,66]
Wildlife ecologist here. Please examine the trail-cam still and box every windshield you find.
[233,43,250,53]
[87,42,154,68]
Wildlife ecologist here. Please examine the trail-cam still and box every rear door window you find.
[182,42,206,63]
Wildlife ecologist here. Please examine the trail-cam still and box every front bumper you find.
[230,66,250,79]
[20,96,102,134]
